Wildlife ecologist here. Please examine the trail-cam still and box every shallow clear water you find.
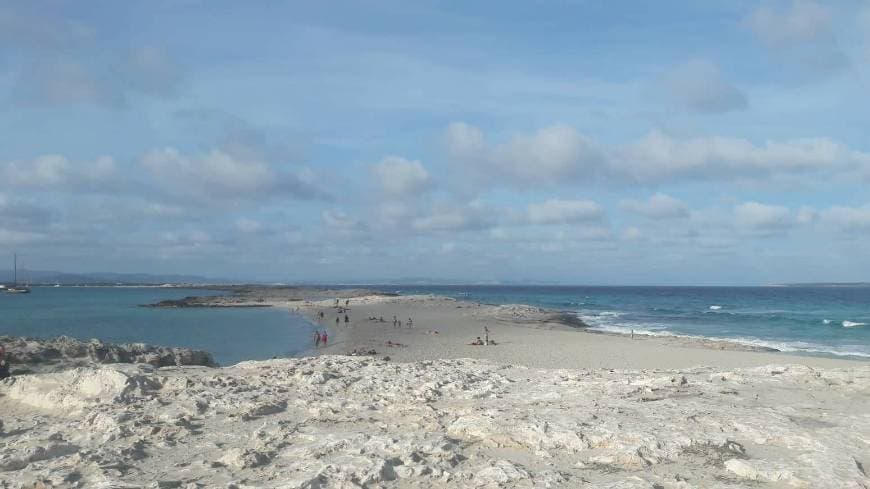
[366,285,870,359]
[0,287,320,366]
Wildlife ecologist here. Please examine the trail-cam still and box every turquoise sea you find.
[369,285,870,359]
[2,285,869,363]
[0,287,319,366]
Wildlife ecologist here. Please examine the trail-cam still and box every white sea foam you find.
[597,311,624,318]
[709,305,722,310]
[842,321,866,328]
[579,313,870,359]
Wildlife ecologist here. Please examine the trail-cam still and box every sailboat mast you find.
[13,252,17,286]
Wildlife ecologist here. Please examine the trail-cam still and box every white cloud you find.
[622,226,644,241]
[662,59,747,113]
[412,212,472,232]
[744,0,849,72]
[139,203,185,218]
[445,123,870,187]
[494,126,602,185]
[3,3,182,108]
[526,199,603,224]
[819,205,870,232]
[321,210,362,230]
[0,193,52,227]
[141,147,319,201]
[235,218,264,234]
[445,124,604,187]
[371,156,431,197]
[444,122,485,158]
[746,1,832,48]
[619,131,857,182]
[14,59,124,107]
[733,202,793,231]
[0,155,116,190]
[0,228,45,246]
[620,193,689,219]
[411,202,493,232]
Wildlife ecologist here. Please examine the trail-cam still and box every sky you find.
[1,0,870,285]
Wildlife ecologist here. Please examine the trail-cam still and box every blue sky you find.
[2,0,870,284]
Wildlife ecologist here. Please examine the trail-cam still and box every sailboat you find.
[2,253,31,294]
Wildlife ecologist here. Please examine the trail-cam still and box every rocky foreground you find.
[2,356,869,488]
[0,336,217,374]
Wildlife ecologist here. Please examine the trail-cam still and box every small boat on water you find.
[2,253,31,294]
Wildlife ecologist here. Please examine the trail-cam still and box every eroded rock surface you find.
[1,356,869,488]
[0,336,218,374]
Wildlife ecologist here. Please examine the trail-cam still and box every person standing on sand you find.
[393,316,398,328]
[344,314,350,326]
[484,326,490,345]
[407,317,413,329]
[321,331,328,346]
[314,331,321,348]
[335,316,340,327]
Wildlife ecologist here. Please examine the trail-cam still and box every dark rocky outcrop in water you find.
[143,286,397,308]
[145,296,271,308]
[547,313,591,329]
[0,336,218,374]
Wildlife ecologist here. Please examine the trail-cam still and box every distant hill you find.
[0,269,235,285]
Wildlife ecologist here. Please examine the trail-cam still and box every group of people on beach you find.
[469,326,496,346]
[392,316,413,328]
[308,297,500,351]
[312,330,329,348]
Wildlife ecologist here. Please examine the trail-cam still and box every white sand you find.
[299,294,863,370]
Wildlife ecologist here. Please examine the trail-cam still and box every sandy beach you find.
[298,294,864,370]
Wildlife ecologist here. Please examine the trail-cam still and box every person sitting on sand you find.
[0,344,10,379]
[468,337,484,346]
[406,317,413,329]
[379,316,385,323]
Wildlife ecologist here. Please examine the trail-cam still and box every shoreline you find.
[143,287,869,367]
[293,294,867,370]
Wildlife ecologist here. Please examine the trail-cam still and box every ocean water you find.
[0,287,320,366]
[367,285,870,359]
[3,285,868,363]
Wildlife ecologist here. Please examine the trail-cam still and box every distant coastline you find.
[771,282,870,287]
